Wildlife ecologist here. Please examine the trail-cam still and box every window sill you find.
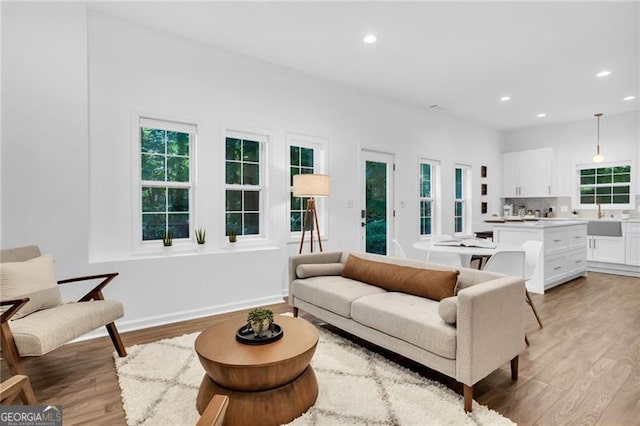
[89,242,280,264]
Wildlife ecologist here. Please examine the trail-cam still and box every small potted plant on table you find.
[247,308,274,337]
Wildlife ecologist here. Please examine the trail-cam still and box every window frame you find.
[223,127,270,241]
[574,160,634,210]
[454,164,472,236]
[134,115,197,250]
[286,133,328,241]
[418,158,440,238]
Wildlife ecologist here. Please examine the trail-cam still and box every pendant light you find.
[592,112,604,163]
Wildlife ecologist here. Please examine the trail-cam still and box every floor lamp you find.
[293,174,330,254]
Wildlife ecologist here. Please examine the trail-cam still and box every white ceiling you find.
[89,1,639,131]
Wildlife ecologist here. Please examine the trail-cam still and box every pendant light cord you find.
[594,112,603,156]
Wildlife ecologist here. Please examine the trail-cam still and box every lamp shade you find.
[293,174,330,197]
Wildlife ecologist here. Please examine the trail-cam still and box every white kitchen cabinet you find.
[624,222,640,266]
[586,236,625,264]
[502,147,554,197]
[502,151,525,197]
[534,148,553,196]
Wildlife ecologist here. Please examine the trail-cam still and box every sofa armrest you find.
[288,251,343,305]
[455,276,525,386]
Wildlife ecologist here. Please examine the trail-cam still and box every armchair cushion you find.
[0,254,62,319]
[9,300,124,356]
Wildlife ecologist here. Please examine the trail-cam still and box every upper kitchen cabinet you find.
[502,147,554,197]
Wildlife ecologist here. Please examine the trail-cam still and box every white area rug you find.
[114,324,514,426]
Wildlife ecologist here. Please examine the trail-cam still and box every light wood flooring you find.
[1,272,639,425]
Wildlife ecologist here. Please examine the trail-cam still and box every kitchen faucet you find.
[597,202,604,219]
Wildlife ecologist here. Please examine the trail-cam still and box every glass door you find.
[360,150,394,254]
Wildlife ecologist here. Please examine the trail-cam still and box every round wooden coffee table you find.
[195,315,319,425]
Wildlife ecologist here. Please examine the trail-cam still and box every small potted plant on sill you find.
[247,307,274,337]
[162,230,173,254]
[195,228,206,245]
[162,230,173,247]
[227,229,237,243]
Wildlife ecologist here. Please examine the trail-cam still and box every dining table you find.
[412,239,524,268]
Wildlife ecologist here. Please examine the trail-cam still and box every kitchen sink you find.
[586,220,622,237]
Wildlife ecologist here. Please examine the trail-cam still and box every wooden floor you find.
[1,272,639,425]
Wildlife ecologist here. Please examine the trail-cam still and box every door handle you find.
[361,222,366,227]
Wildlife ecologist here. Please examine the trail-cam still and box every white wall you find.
[2,4,502,333]
[501,111,639,203]
[2,3,90,276]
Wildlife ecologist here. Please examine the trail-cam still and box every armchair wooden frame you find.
[0,374,37,405]
[196,394,229,426]
[0,273,127,377]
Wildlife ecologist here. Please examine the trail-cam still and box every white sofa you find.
[289,251,526,412]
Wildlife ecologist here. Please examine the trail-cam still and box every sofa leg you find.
[105,322,127,357]
[463,384,473,412]
[510,356,519,381]
[293,307,299,318]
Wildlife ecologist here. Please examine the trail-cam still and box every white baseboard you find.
[71,294,287,343]
[587,262,640,278]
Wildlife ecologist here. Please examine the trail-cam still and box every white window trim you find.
[286,133,329,242]
[418,158,441,238]
[131,114,198,255]
[222,125,271,243]
[573,160,635,210]
[454,163,472,237]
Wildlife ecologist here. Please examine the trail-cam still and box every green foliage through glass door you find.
[365,161,387,255]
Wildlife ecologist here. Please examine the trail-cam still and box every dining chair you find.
[427,235,462,266]
[482,250,525,278]
[483,250,539,345]
[521,241,544,329]
[391,239,407,258]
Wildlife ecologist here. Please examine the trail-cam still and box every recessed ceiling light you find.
[500,96,511,102]
[596,70,611,77]
[536,113,547,118]
[623,95,636,101]
[363,34,377,44]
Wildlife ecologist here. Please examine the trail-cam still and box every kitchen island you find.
[492,220,587,294]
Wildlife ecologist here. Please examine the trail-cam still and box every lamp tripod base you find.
[298,198,323,254]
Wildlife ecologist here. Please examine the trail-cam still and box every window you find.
[578,162,632,207]
[139,118,194,242]
[225,133,265,237]
[419,160,437,236]
[454,164,471,235]
[290,146,315,232]
[287,134,327,237]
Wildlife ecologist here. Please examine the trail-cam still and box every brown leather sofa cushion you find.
[342,255,459,301]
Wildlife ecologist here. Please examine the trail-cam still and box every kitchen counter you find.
[490,220,586,228]
[538,218,640,223]
[492,221,587,294]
